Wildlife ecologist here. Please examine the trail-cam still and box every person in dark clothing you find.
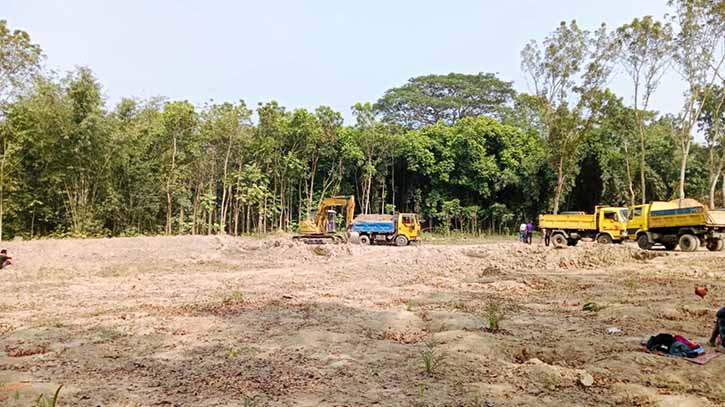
[0,249,13,269]
[708,306,725,347]
[526,221,534,244]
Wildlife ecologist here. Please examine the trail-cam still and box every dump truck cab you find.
[397,213,421,243]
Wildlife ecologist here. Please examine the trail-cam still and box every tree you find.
[161,101,197,235]
[614,16,673,203]
[349,102,399,214]
[0,20,42,240]
[698,84,725,208]
[669,0,725,199]
[374,73,516,129]
[521,20,616,213]
[0,20,42,106]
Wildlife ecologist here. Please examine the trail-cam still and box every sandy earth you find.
[1,235,725,406]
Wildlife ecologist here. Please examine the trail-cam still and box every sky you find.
[4,0,682,123]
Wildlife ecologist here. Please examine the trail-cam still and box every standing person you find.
[519,223,527,242]
[543,228,550,246]
[708,306,725,348]
[526,221,534,244]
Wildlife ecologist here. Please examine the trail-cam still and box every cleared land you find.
[1,235,725,406]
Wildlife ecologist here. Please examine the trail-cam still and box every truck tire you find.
[359,235,371,245]
[679,234,699,252]
[637,234,652,250]
[394,235,408,247]
[706,238,724,252]
[596,234,613,244]
[552,233,567,248]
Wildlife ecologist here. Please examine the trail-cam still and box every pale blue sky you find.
[5,0,681,122]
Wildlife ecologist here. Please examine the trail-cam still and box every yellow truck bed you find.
[648,200,707,229]
[539,214,596,230]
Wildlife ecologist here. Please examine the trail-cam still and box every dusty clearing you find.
[1,236,725,406]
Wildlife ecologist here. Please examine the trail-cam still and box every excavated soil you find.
[1,235,725,406]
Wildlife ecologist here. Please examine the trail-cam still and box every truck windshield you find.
[619,209,629,222]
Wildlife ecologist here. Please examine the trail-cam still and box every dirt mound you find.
[462,242,663,272]
[552,244,665,270]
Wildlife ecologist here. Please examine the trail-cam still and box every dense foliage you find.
[0,3,723,239]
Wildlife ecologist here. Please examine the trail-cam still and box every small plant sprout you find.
[484,302,505,333]
[35,385,62,407]
[421,337,446,375]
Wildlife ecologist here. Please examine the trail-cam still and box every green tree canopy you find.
[374,73,516,129]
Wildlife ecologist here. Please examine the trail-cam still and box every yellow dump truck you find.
[626,199,725,251]
[539,206,629,248]
[348,213,421,246]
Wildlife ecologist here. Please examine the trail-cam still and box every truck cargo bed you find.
[649,201,707,229]
[539,214,596,230]
[352,214,396,234]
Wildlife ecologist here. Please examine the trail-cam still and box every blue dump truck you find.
[348,213,421,246]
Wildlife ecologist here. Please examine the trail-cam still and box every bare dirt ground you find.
[1,235,725,406]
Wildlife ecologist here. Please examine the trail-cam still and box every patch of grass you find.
[35,385,62,407]
[221,291,245,306]
[582,301,606,312]
[484,302,505,333]
[421,337,446,375]
[228,347,240,359]
[624,278,639,291]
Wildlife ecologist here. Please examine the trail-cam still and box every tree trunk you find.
[679,135,691,200]
[622,141,636,207]
[552,156,565,214]
[709,168,721,209]
[165,135,177,235]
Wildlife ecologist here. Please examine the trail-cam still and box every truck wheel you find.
[359,235,371,245]
[394,235,408,247]
[552,234,567,248]
[679,234,699,252]
[637,234,652,250]
[706,238,724,252]
[596,234,613,244]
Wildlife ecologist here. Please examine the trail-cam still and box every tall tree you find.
[0,20,42,106]
[374,73,516,129]
[161,101,197,235]
[0,20,42,241]
[669,0,725,199]
[614,16,673,203]
[698,84,725,208]
[521,20,616,213]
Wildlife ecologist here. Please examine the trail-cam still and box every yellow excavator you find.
[293,195,355,244]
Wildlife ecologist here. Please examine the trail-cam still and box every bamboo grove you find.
[0,1,723,239]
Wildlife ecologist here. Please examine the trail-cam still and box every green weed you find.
[484,302,505,333]
[421,337,446,375]
[222,291,245,306]
[35,385,62,407]
[624,278,639,291]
